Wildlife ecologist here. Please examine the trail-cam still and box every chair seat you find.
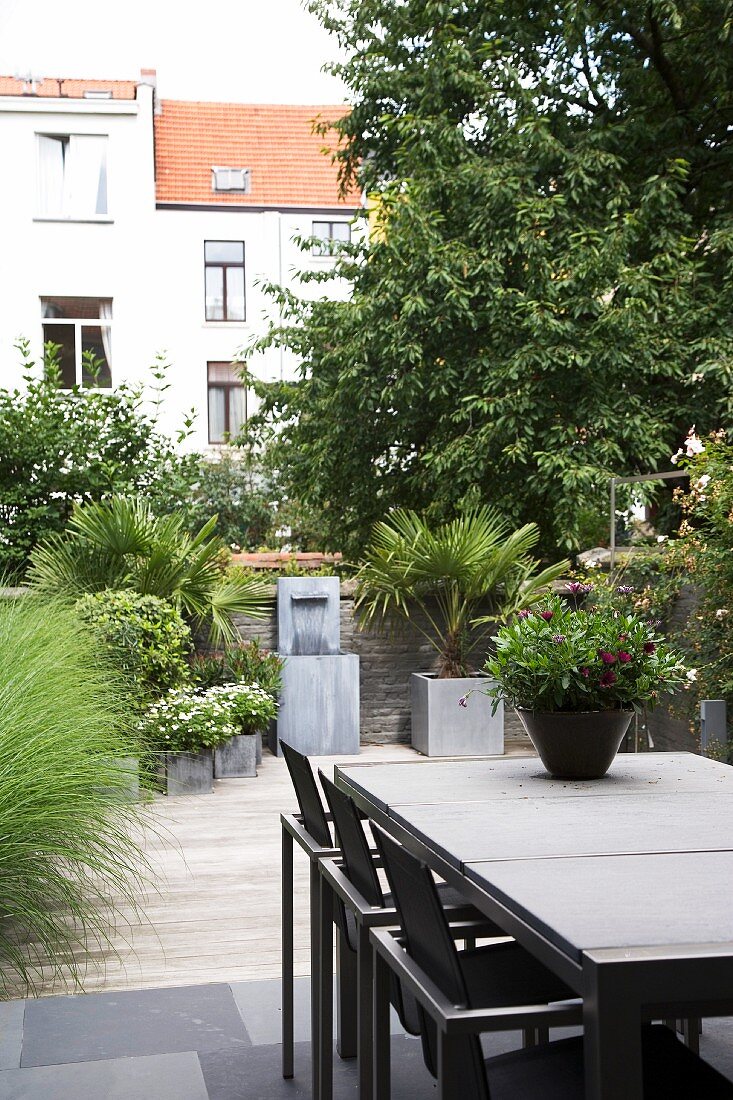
[485,1024,733,1100]
[460,940,576,1008]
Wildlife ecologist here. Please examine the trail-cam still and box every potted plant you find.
[208,683,278,778]
[139,686,239,795]
[479,589,688,779]
[355,507,569,756]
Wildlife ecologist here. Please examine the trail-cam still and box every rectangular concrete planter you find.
[99,756,140,800]
[410,673,504,757]
[165,749,213,796]
[274,653,360,756]
[214,733,259,779]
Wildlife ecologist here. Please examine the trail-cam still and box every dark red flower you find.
[517,609,531,620]
[617,651,632,664]
[618,633,628,643]
[643,642,656,654]
[540,610,554,621]
[598,650,616,664]
[580,667,590,678]
[599,670,617,688]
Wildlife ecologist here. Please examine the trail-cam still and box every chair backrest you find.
[319,771,385,907]
[280,740,332,848]
[373,824,489,1100]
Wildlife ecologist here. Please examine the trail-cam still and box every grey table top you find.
[337,752,733,814]
[387,791,733,869]
[463,851,733,963]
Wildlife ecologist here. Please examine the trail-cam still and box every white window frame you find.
[36,132,111,222]
[41,299,113,391]
[311,219,351,258]
[212,167,251,193]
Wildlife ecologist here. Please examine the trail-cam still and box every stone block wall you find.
[232,583,524,745]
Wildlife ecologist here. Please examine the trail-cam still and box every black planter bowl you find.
[516,708,634,780]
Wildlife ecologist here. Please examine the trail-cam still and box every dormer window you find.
[212,167,251,193]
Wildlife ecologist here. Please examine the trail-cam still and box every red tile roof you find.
[0,76,138,100]
[154,100,359,209]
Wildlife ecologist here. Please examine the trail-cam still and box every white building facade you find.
[0,73,359,450]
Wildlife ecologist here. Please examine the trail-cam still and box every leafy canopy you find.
[355,507,569,676]
[245,1,733,555]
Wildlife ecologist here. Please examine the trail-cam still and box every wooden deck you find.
[23,739,534,996]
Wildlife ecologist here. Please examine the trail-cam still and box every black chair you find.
[317,772,500,1100]
[370,824,733,1100]
[279,740,356,1097]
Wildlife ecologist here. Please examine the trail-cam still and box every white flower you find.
[715,609,729,620]
[685,430,705,457]
[671,449,683,465]
[686,668,698,682]
[657,534,668,543]
[696,474,711,489]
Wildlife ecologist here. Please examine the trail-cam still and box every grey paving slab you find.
[390,791,733,869]
[337,753,733,814]
[0,1050,207,1100]
[0,1003,24,1070]
[230,976,406,1046]
[465,851,733,962]
[21,983,250,1068]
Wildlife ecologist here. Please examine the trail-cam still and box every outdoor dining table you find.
[334,751,733,1100]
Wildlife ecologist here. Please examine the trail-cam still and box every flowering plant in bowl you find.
[479,590,687,778]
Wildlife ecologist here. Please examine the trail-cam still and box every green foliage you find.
[139,683,277,752]
[0,341,196,580]
[245,2,733,556]
[28,495,274,645]
[190,639,283,699]
[483,594,687,714]
[355,507,569,676]
[0,593,148,993]
[75,591,193,706]
[666,432,733,744]
[148,449,274,551]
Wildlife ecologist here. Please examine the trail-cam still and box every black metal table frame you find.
[335,766,733,1100]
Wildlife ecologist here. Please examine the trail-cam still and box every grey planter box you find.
[165,750,213,796]
[410,673,504,757]
[274,653,360,757]
[214,733,258,779]
[99,756,139,800]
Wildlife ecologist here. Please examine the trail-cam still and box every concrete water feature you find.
[272,577,360,756]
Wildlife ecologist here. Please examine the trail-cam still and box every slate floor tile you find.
[0,1051,208,1100]
[21,984,250,1068]
[230,976,407,1046]
[0,1003,24,1070]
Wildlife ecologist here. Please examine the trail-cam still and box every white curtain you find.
[99,300,112,376]
[64,136,106,218]
[37,135,65,216]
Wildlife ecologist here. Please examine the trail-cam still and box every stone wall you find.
[232,584,525,745]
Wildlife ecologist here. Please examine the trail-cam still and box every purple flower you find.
[598,650,617,665]
[517,609,531,620]
[565,582,583,594]
[540,610,554,621]
[643,642,656,655]
[616,585,634,595]
[579,583,594,594]
[458,695,468,709]
[618,633,628,642]
[617,651,632,664]
[599,670,617,688]
[552,634,566,644]
[580,667,590,678]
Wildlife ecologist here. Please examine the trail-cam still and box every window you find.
[204,241,246,321]
[212,167,251,193]
[37,133,108,218]
[208,363,247,443]
[41,297,112,388]
[312,220,351,256]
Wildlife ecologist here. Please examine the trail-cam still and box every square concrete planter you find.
[99,756,140,800]
[410,673,504,757]
[214,733,259,779]
[165,749,213,796]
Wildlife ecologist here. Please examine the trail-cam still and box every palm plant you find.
[28,496,273,645]
[355,507,569,677]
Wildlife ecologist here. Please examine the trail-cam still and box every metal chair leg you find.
[319,872,334,1100]
[336,929,358,1059]
[357,923,373,1100]
[310,859,322,1100]
[282,825,294,1078]
[374,948,392,1100]
[681,1017,701,1055]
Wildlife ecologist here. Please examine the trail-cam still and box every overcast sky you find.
[0,0,349,104]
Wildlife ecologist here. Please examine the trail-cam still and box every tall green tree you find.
[245,2,733,555]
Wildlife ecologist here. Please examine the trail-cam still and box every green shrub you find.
[75,591,192,705]
[0,593,148,993]
[139,684,275,752]
[190,639,283,699]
